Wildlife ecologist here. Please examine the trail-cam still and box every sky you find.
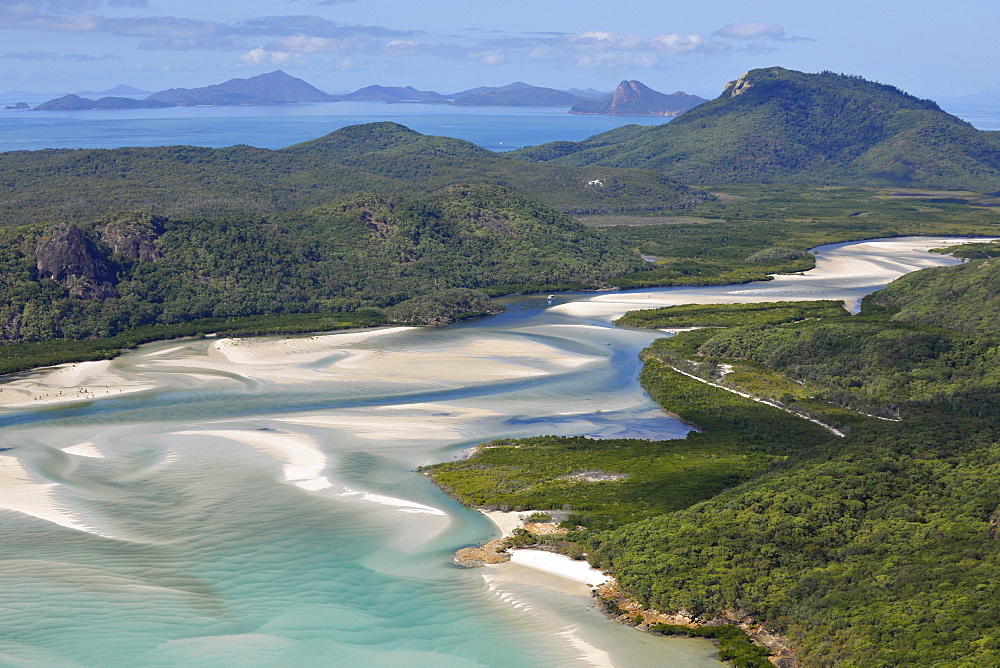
[1,0,998,99]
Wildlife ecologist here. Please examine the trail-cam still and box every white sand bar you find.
[0,456,100,535]
[175,429,332,492]
[0,360,154,408]
[554,236,998,320]
[508,550,613,586]
[62,442,104,459]
[212,327,414,365]
[274,403,499,441]
[151,329,594,389]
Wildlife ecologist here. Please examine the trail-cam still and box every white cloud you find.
[474,51,504,65]
[715,22,811,42]
[239,47,303,66]
[650,33,721,55]
[717,22,785,39]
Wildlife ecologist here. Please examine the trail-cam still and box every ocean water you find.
[0,98,996,156]
[938,102,1000,131]
[0,101,674,153]
[0,237,979,667]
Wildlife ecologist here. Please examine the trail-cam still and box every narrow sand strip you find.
[554,626,614,667]
[336,488,446,516]
[143,345,189,357]
[0,455,101,535]
[508,550,613,586]
[62,442,104,459]
[274,403,499,441]
[175,429,332,492]
[0,360,154,408]
[553,236,998,320]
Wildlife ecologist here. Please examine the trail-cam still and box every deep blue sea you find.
[0,100,676,153]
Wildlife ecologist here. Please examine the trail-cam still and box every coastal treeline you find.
[593,183,999,290]
[426,259,1000,666]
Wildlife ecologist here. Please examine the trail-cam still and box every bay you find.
[0,236,985,667]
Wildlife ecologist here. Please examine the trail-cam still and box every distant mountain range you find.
[27,71,703,117]
[510,66,1000,189]
[148,70,332,106]
[450,82,584,107]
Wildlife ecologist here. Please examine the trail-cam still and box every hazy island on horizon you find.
[25,70,707,117]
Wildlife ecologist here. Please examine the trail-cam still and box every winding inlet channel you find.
[0,236,986,667]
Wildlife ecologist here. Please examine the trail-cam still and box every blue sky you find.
[1,0,998,99]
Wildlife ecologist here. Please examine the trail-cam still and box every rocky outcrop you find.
[454,539,511,567]
[98,213,165,262]
[723,71,755,97]
[35,223,118,298]
[570,81,706,116]
[595,582,798,667]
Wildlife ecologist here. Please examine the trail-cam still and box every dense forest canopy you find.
[427,257,1000,666]
[0,186,653,348]
[0,122,705,227]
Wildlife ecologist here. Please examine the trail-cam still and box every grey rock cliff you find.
[99,214,165,262]
[35,223,118,299]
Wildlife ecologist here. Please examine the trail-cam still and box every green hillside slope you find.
[0,185,648,350]
[509,67,1000,189]
[0,122,705,227]
[428,257,1000,665]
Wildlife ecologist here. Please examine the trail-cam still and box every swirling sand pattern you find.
[0,237,984,666]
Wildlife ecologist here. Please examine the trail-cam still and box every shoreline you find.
[2,235,991,665]
[0,235,991,388]
[466,508,791,665]
[474,509,614,586]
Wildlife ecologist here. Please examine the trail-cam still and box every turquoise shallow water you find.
[0,237,980,666]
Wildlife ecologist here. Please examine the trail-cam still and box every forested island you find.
[2,66,1000,666]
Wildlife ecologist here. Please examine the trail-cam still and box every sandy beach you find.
[480,509,614,586]
[553,236,997,320]
[0,359,156,408]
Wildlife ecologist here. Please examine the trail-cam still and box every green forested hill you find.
[508,67,1000,190]
[0,122,705,227]
[870,253,1000,333]
[0,185,648,348]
